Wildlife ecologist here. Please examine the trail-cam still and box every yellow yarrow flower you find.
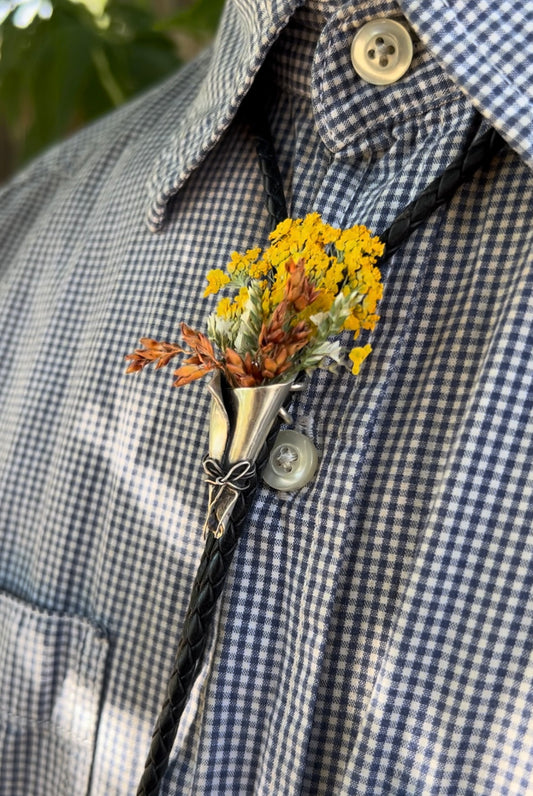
[317,224,341,245]
[299,213,322,241]
[298,289,335,324]
[349,344,372,375]
[269,276,289,307]
[362,313,380,332]
[227,247,262,276]
[216,287,249,318]
[249,258,270,278]
[234,286,249,311]
[216,297,233,318]
[336,225,383,255]
[268,217,294,243]
[347,266,372,293]
[301,242,331,279]
[204,269,231,297]
[343,313,361,336]
[131,213,384,393]
[199,214,383,384]
[261,286,272,317]
[264,242,292,268]
[288,224,311,252]
[320,260,345,293]
[362,286,382,314]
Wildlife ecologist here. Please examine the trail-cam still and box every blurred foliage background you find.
[0,0,224,181]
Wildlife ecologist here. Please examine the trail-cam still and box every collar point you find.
[146,201,167,233]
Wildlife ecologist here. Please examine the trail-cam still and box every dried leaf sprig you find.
[125,213,384,388]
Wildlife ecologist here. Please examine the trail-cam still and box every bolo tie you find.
[132,74,505,796]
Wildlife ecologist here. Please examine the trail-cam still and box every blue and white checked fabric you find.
[0,0,532,794]
[399,0,533,170]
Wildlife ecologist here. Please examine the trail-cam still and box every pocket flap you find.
[0,590,109,796]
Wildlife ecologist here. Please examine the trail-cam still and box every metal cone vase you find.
[204,371,296,537]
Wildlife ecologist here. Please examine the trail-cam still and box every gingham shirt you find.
[1,0,532,794]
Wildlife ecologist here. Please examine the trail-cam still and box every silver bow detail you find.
[202,457,256,538]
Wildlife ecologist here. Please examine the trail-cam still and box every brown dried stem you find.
[125,338,184,373]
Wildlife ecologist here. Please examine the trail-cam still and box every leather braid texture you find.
[253,131,289,231]
[136,431,278,796]
[241,78,288,230]
[378,127,505,263]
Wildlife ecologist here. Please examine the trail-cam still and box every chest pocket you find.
[0,591,108,796]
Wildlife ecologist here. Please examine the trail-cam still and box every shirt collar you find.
[146,0,301,231]
[147,0,533,230]
[397,0,533,172]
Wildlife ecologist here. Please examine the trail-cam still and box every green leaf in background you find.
[0,0,223,180]
[154,0,224,36]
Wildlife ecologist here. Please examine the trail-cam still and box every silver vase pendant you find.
[203,371,303,537]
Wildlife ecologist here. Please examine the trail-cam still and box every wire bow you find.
[202,457,257,537]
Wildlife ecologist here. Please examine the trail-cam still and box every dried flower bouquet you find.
[125,213,384,388]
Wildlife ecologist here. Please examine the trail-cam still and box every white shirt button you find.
[262,430,319,491]
[351,18,413,86]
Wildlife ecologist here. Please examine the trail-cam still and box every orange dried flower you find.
[125,338,184,372]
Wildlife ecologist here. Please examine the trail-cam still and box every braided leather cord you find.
[241,76,288,230]
[378,127,506,263]
[252,129,288,230]
[136,432,278,796]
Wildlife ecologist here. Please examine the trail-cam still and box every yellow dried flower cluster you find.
[205,213,384,377]
[216,286,249,319]
[126,214,384,388]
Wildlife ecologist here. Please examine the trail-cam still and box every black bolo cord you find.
[136,84,505,796]
[378,127,505,261]
[241,71,505,252]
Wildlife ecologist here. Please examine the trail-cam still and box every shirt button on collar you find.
[351,18,413,86]
[262,430,319,492]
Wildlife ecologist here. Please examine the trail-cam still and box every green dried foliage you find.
[0,0,224,179]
